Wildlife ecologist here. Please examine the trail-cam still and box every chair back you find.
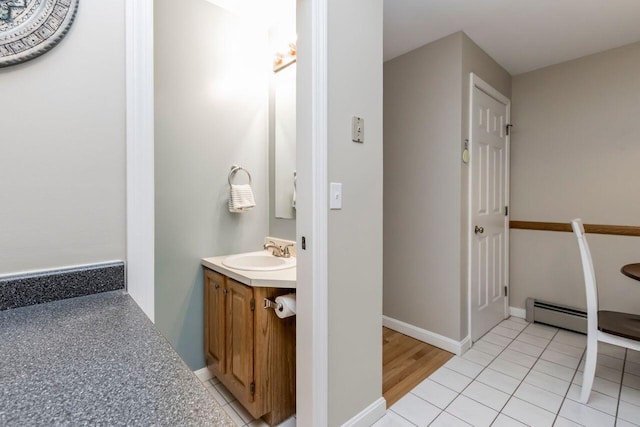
[571,219,599,333]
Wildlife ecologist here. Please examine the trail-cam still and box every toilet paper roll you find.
[275,293,296,319]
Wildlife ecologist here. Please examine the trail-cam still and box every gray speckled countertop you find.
[0,291,234,427]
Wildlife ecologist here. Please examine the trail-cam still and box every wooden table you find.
[621,263,640,281]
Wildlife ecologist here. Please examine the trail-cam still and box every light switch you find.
[330,182,342,209]
[352,116,364,143]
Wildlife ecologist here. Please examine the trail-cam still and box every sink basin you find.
[222,251,296,271]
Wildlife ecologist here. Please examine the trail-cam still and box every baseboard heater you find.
[525,298,587,335]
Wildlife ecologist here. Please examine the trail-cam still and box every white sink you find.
[222,251,296,271]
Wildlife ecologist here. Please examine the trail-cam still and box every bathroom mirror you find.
[273,62,297,219]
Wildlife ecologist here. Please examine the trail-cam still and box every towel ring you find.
[228,166,252,186]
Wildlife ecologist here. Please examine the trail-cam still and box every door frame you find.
[125,0,329,425]
[295,0,329,425]
[125,0,155,322]
[466,73,511,342]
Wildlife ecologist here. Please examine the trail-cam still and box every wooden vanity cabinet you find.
[204,270,226,375]
[225,279,255,406]
[204,268,295,426]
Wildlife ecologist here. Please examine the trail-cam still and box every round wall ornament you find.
[0,0,79,68]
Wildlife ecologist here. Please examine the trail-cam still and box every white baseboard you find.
[509,306,526,319]
[341,397,387,427]
[459,335,472,354]
[382,316,468,355]
[193,366,214,382]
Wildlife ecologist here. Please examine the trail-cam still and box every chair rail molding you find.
[510,221,640,237]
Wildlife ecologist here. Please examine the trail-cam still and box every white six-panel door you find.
[469,74,510,342]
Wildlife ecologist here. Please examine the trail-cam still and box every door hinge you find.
[504,286,508,297]
[250,382,255,395]
[506,124,513,136]
[250,298,255,311]
[505,206,509,216]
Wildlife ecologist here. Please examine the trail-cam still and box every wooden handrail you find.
[510,221,640,237]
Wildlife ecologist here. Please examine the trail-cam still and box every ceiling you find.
[384,0,640,75]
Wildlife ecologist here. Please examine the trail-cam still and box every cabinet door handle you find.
[214,283,220,290]
[474,226,484,234]
[223,289,228,295]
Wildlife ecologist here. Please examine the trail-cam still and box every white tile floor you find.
[200,376,296,427]
[375,317,640,427]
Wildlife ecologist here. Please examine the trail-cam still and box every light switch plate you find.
[352,116,364,143]
[330,182,342,209]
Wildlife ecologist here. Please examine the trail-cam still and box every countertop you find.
[0,291,234,427]
[202,252,296,289]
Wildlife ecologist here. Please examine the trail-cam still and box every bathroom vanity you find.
[202,252,296,426]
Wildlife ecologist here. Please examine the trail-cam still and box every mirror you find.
[273,59,296,219]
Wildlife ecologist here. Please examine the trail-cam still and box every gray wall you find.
[384,33,463,341]
[0,1,126,274]
[327,0,384,424]
[154,0,270,370]
[384,32,511,342]
[510,42,640,314]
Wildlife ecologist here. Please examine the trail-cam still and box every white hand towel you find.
[229,184,256,213]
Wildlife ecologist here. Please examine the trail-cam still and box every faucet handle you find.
[282,244,295,258]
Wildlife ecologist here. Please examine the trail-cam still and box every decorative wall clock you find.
[0,0,79,68]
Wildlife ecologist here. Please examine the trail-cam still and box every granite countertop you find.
[0,291,234,427]
[202,252,296,289]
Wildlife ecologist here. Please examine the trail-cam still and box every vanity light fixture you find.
[273,41,296,72]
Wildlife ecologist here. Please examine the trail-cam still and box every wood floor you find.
[382,327,454,408]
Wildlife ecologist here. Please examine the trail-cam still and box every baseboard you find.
[193,366,214,382]
[341,397,386,427]
[382,316,468,355]
[459,335,472,354]
[509,306,526,319]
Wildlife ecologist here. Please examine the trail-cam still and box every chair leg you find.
[580,335,598,404]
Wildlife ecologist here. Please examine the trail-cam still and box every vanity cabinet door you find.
[225,278,255,406]
[204,269,226,375]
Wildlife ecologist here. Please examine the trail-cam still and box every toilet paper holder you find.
[263,298,283,312]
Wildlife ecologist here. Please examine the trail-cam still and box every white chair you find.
[571,218,640,403]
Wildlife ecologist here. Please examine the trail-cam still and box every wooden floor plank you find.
[382,327,453,408]
[383,346,439,389]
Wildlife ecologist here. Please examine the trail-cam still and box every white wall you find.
[327,0,384,424]
[510,41,640,314]
[0,1,126,274]
[154,0,270,369]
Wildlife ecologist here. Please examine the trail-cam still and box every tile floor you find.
[201,375,296,427]
[374,317,640,427]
